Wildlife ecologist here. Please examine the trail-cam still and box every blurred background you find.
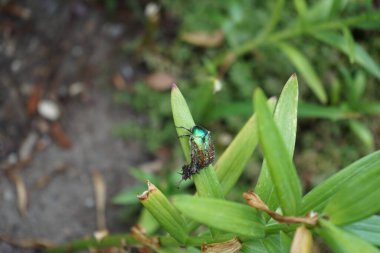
[0,0,379,252]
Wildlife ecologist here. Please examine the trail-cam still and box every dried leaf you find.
[26,85,42,115]
[93,171,107,231]
[112,73,128,91]
[7,171,28,216]
[131,225,159,249]
[243,191,318,225]
[50,122,72,149]
[18,132,38,161]
[290,225,313,253]
[93,229,109,241]
[145,72,175,91]
[181,30,224,48]
[202,237,241,253]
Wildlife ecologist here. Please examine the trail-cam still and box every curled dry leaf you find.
[131,225,159,250]
[181,29,224,48]
[50,122,72,149]
[145,72,175,91]
[290,225,313,253]
[137,181,157,201]
[93,171,107,231]
[243,191,318,225]
[202,237,241,253]
[7,171,28,217]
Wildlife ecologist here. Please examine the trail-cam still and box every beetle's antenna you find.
[177,134,191,139]
[176,126,192,132]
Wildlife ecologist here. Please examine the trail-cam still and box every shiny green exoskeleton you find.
[177,125,215,180]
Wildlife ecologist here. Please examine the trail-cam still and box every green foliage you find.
[48,76,380,252]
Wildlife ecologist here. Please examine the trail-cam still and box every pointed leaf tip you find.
[291,73,297,80]
[171,83,178,89]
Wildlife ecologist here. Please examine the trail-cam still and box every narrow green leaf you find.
[255,89,302,215]
[294,0,307,16]
[171,84,223,199]
[215,100,276,195]
[349,120,374,151]
[137,208,160,235]
[298,102,358,120]
[302,150,380,214]
[313,32,380,80]
[280,232,292,253]
[323,165,380,225]
[256,75,298,216]
[171,84,196,163]
[277,42,327,103]
[241,240,267,253]
[262,234,281,253]
[343,215,380,246]
[113,184,146,205]
[342,27,355,63]
[173,195,265,238]
[317,219,380,253]
[138,182,189,243]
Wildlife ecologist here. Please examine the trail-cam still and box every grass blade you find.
[173,195,265,238]
[302,150,380,214]
[254,89,302,216]
[256,75,299,215]
[317,219,380,253]
[277,42,327,103]
[323,165,380,225]
[313,31,380,80]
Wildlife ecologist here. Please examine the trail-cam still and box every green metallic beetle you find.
[177,125,215,180]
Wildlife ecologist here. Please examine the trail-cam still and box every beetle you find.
[177,125,215,181]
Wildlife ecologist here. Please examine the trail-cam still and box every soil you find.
[0,1,147,252]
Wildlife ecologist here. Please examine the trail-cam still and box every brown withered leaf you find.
[290,225,313,253]
[93,171,107,231]
[131,225,159,250]
[26,85,42,115]
[112,73,128,91]
[7,170,28,217]
[145,72,175,91]
[243,191,318,225]
[181,30,224,48]
[202,237,241,253]
[50,122,72,149]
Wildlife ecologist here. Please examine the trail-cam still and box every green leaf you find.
[302,150,380,214]
[255,89,302,216]
[241,240,268,253]
[171,84,196,163]
[343,215,380,247]
[262,234,281,253]
[171,84,223,199]
[293,0,307,16]
[317,219,380,253]
[256,75,299,216]
[342,27,355,63]
[215,100,276,195]
[323,165,380,225]
[277,42,327,103]
[313,31,380,80]
[173,195,265,238]
[137,208,160,235]
[280,232,292,253]
[349,120,374,151]
[138,182,189,243]
[298,102,358,120]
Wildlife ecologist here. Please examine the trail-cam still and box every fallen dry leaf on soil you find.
[7,170,28,217]
[145,72,175,91]
[181,30,224,48]
[93,171,107,231]
[50,122,72,149]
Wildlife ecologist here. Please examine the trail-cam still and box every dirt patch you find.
[0,1,147,252]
